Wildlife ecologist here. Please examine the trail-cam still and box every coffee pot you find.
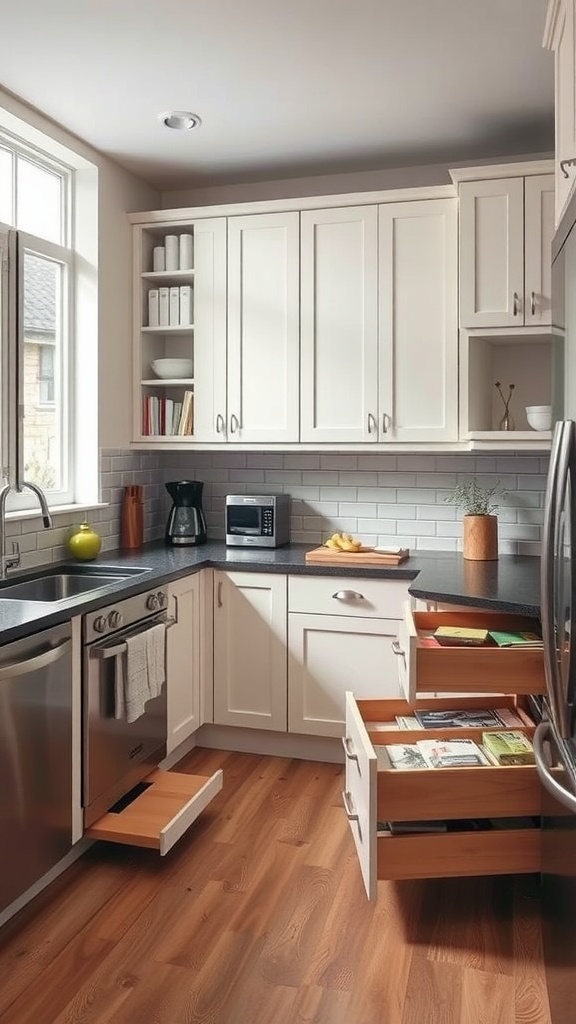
[165,480,207,546]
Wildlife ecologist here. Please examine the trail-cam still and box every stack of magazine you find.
[384,739,491,769]
[395,707,528,729]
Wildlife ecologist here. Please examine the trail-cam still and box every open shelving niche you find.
[135,226,196,441]
[459,326,564,450]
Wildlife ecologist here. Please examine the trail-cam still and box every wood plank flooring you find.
[0,748,552,1024]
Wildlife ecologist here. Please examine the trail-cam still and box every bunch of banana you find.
[324,532,363,552]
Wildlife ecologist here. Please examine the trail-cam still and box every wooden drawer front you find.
[396,604,545,701]
[343,692,377,900]
[289,576,409,619]
[376,754,540,822]
[86,768,223,855]
[376,827,540,881]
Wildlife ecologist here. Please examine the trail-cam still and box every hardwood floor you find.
[0,748,552,1024]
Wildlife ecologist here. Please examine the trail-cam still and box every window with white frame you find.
[0,133,75,506]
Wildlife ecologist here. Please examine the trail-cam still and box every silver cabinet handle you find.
[0,638,71,680]
[560,157,576,179]
[215,413,225,435]
[530,290,536,316]
[172,593,179,625]
[382,413,390,434]
[342,790,359,823]
[367,413,377,435]
[391,639,406,663]
[513,291,520,316]
[534,722,576,814]
[332,590,365,601]
[341,736,358,762]
[230,413,240,434]
[217,580,223,608]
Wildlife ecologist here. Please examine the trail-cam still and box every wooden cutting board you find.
[305,546,410,566]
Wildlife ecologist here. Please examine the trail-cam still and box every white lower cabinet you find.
[166,573,202,755]
[287,575,409,738]
[213,571,288,731]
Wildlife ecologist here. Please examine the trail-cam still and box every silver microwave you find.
[225,494,290,548]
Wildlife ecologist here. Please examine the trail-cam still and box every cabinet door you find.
[459,178,524,328]
[190,218,228,442]
[213,571,287,731]
[300,206,379,442]
[525,174,555,327]
[378,199,458,442]
[227,212,300,443]
[166,574,202,755]
[288,613,402,738]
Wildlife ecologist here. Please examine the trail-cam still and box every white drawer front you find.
[289,575,409,619]
[343,691,377,900]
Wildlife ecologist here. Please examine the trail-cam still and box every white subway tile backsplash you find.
[338,502,377,518]
[377,504,416,520]
[320,487,358,502]
[358,455,397,470]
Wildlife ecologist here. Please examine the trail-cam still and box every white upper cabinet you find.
[300,206,379,443]
[544,0,576,226]
[189,219,228,442]
[378,198,458,443]
[226,212,300,443]
[458,174,554,329]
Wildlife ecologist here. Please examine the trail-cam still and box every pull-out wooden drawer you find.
[86,768,223,855]
[343,692,541,899]
[395,603,545,701]
[288,575,410,619]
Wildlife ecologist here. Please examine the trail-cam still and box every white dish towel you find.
[115,622,166,724]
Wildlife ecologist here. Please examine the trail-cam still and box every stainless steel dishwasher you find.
[0,621,73,914]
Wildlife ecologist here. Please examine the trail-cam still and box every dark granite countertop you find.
[0,542,542,644]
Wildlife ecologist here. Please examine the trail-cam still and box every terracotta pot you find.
[462,515,498,561]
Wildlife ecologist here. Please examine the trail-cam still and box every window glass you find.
[0,147,13,225]
[22,252,64,491]
[16,157,62,244]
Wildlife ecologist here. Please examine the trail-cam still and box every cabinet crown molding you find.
[449,159,554,186]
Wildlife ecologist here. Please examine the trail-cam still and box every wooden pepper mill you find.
[120,485,144,550]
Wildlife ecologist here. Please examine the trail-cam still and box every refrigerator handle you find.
[541,421,573,737]
[534,721,576,813]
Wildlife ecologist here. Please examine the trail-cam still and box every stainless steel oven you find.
[82,587,173,828]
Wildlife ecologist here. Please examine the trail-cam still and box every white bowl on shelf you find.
[151,358,193,379]
[526,405,552,431]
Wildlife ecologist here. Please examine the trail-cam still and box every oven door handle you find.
[90,616,176,660]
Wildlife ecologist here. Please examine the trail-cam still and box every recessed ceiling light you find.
[160,111,202,131]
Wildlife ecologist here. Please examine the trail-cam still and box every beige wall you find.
[0,86,160,451]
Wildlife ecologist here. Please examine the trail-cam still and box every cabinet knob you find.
[332,590,365,601]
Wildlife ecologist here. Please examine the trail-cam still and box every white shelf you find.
[141,325,194,334]
[138,433,195,442]
[141,270,195,282]
[467,429,552,441]
[141,378,195,386]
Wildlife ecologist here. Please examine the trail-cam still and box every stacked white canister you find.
[148,232,194,327]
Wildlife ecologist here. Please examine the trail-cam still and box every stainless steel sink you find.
[0,566,150,602]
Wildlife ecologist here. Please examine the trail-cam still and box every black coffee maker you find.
[165,480,207,546]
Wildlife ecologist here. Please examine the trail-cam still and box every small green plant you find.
[444,479,506,517]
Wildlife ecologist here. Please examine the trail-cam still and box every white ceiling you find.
[0,0,554,191]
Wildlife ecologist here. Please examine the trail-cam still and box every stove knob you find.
[157,591,167,609]
[93,615,108,634]
[107,610,124,629]
[146,593,159,611]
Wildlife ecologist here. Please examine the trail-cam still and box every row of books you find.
[394,706,529,730]
[430,626,543,648]
[142,391,194,436]
[383,730,535,770]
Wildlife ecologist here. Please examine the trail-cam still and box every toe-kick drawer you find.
[86,768,223,855]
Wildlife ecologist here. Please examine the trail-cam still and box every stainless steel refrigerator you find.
[535,184,576,1022]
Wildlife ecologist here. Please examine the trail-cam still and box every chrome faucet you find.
[0,480,53,580]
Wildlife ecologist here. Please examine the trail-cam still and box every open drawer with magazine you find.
[393,604,545,701]
[342,692,541,898]
[86,768,223,855]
